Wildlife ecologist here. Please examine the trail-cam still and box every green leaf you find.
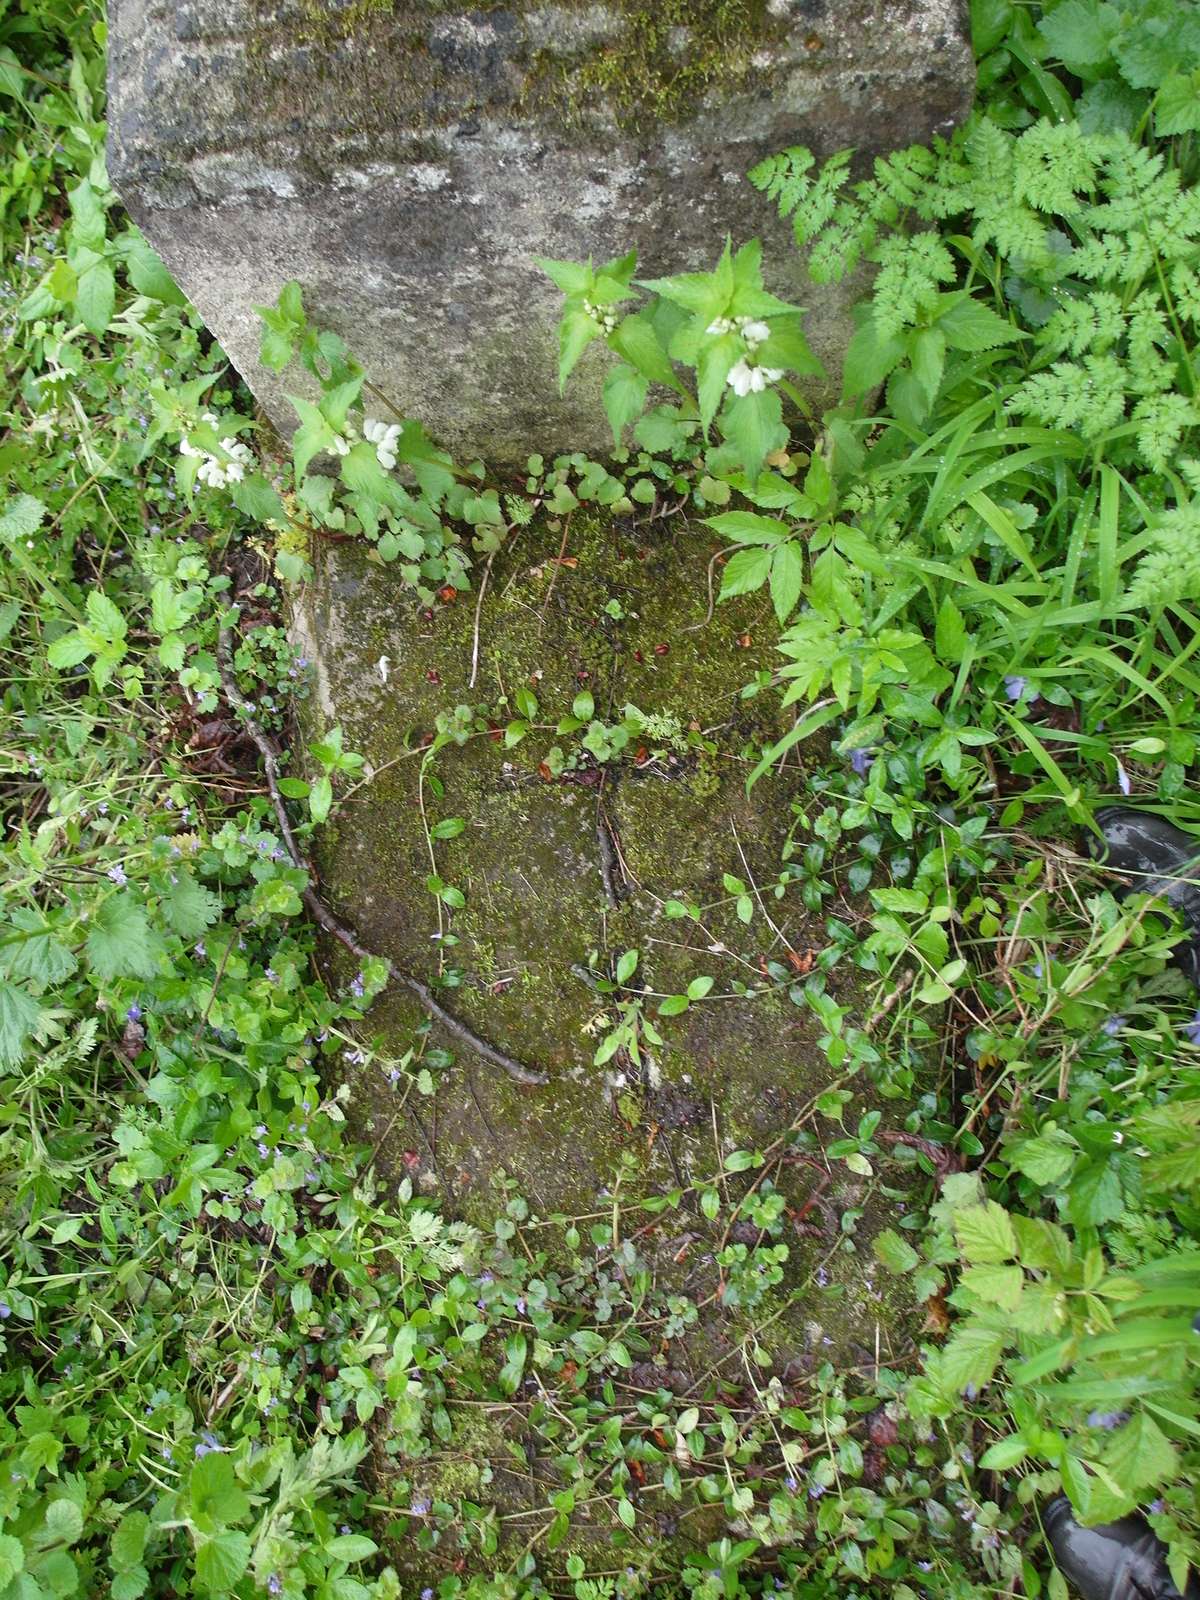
[230,473,285,523]
[431,816,466,840]
[873,1228,920,1274]
[326,1534,379,1561]
[953,1202,1017,1264]
[0,1535,25,1587]
[0,979,45,1067]
[1103,1413,1178,1493]
[602,363,649,447]
[309,774,334,826]
[959,1262,1024,1312]
[686,975,714,1001]
[705,511,788,545]
[289,395,336,479]
[572,688,595,720]
[112,1568,150,1600]
[719,546,773,601]
[111,1513,149,1570]
[842,317,905,394]
[162,874,221,939]
[194,1530,252,1594]
[658,994,690,1016]
[86,590,127,641]
[190,1453,250,1523]
[123,232,186,304]
[43,1498,84,1547]
[557,307,601,392]
[86,894,161,980]
[935,294,1023,353]
[934,593,967,663]
[939,1322,1007,1393]
[0,910,77,986]
[979,1435,1029,1471]
[76,258,116,335]
[1037,0,1121,74]
[1008,1130,1076,1186]
[719,386,786,483]
[1155,68,1200,135]
[610,312,684,393]
[769,541,804,623]
[535,256,595,297]
[615,948,639,984]
[0,493,46,543]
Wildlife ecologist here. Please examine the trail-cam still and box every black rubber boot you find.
[1044,1497,1200,1600]
[1090,808,1200,987]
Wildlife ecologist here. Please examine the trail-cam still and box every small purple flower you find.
[257,1142,270,1159]
[846,747,872,777]
[410,1496,431,1516]
[107,864,128,886]
[0,1301,11,1319]
[350,973,365,999]
[1149,1499,1165,1515]
[126,1003,143,1022]
[421,1590,434,1600]
[265,967,278,984]
[1088,1409,1129,1430]
[386,1067,402,1085]
[515,1296,526,1314]
[194,941,207,959]
[268,1576,283,1597]
[98,801,109,815]
[916,1560,933,1572]
[1004,675,1029,701]
[344,1048,366,1065]
[814,1267,828,1288]
[1102,1015,1126,1036]
[808,1481,826,1499]
[194,1430,222,1457]
[1185,1011,1200,1046]
[1116,760,1132,797]
[1032,961,1043,978]
[253,1124,267,1137]
[785,1475,798,1491]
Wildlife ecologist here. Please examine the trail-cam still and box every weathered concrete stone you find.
[108,0,972,460]
[291,506,929,1570]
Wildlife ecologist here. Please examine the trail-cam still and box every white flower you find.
[377,655,391,685]
[364,416,401,470]
[742,319,771,348]
[726,359,784,397]
[706,316,734,336]
[329,434,351,457]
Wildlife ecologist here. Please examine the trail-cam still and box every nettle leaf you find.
[557,307,602,392]
[1155,69,1200,135]
[609,312,684,394]
[602,363,649,447]
[86,894,161,980]
[953,1202,1017,1264]
[719,386,786,484]
[0,909,78,986]
[935,293,1024,352]
[0,493,46,543]
[162,873,221,939]
[1008,1129,1077,1186]
[959,1262,1025,1312]
[535,256,594,297]
[1038,0,1122,75]
[0,978,43,1068]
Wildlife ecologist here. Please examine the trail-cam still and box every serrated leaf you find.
[163,873,221,939]
[0,910,78,986]
[1103,1413,1178,1493]
[769,541,804,623]
[959,1262,1025,1312]
[873,1228,920,1274]
[194,1530,251,1594]
[953,1202,1017,1264]
[111,1512,149,1570]
[0,493,46,543]
[602,363,648,447]
[719,386,786,484]
[719,546,772,601]
[86,894,160,980]
[939,1322,1007,1393]
[0,978,44,1067]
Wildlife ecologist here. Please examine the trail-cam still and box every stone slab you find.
[107,0,972,459]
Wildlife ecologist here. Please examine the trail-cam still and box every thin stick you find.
[468,548,497,690]
[218,625,547,1085]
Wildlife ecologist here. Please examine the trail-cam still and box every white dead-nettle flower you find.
[328,434,352,457]
[377,654,391,685]
[706,316,735,336]
[582,298,618,334]
[364,416,402,471]
[726,359,785,398]
[742,319,771,348]
[180,411,254,488]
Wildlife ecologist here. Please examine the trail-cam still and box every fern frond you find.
[1125,505,1200,608]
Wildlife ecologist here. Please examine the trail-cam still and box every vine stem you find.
[217,624,547,1085]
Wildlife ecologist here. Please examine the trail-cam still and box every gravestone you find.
[107,0,972,458]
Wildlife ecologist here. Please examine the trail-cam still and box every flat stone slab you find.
[107,0,972,458]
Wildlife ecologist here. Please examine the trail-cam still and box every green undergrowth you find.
[2,0,1200,1598]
